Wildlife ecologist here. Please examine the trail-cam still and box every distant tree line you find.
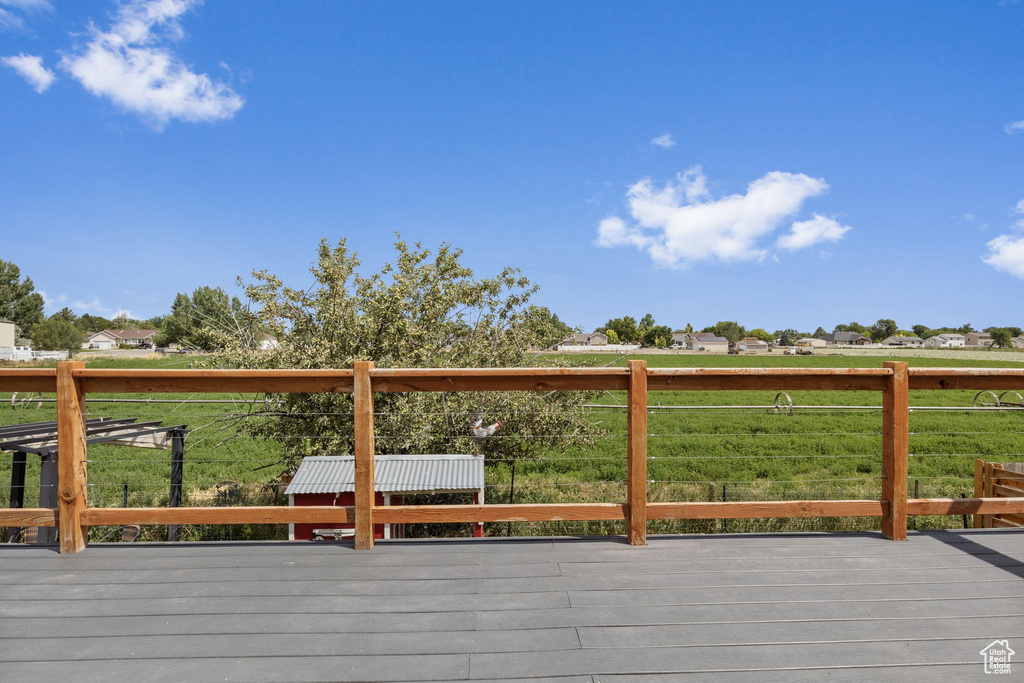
[4,254,1024,354]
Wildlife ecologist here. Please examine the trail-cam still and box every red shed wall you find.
[293,492,385,540]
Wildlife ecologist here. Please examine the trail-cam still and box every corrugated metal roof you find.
[284,455,484,495]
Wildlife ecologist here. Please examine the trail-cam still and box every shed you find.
[285,454,486,541]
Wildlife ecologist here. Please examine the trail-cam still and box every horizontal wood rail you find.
[647,500,886,519]
[75,369,355,394]
[909,368,1024,391]
[82,506,355,526]
[907,497,1024,516]
[2,361,1024,551]
[373,503,627,523]
[647,367,890,391]
[0,508,56,527]
[0,368,57,393]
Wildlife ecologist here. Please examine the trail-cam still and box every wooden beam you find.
[992,484,1024,498]
[646,368,889,392]
[909,368,1024,391]
[353,361,375,550]
[973,459,985,528]
[627,359,647,546]
[56,361,88,553]
[0,369,57,393]
[373,503,626,523]
[76,369,354,394]
[907,497,1024,516]
[82,506,354,526]
[984,461,995,528]
[881,361,909,541]
[0,508,56,527]
[647,500,885,520]
[370,367,629,393]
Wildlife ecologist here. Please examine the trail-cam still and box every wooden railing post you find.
[353,361,375,550]
[627,359,647,546]
[973,459,985,529]
[982,461,995,528]
[881,361,909,540]
[56,361,88,553]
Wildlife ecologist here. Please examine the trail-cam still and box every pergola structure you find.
[0,418,188,543]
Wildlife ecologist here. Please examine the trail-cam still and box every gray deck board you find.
[1,529,1021,681]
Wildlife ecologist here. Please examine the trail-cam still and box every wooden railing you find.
[2,361,1024,553]
[974,460,1024,529]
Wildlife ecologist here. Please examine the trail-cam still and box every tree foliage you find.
[30,316,84,352]
[868,318,898,342]
[215,238,601,464]
[0,259,44,342]
[746,328,773,343]
[156,286,259,350]
[602,316,638,343]
[989,328,1013,348]
[704,321,745,343]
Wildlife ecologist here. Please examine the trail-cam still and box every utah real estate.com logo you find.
[980,640,1014,675]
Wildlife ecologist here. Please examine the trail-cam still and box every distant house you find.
[923,334,965,348]
[684,333,729,353]
[964,332,994,348]
[560,332,609,347]
[670,333,688,347]
[0,320,14,348]
[881,336,924,347]
[1012,337,1024,349]
[819,331,871,347]
[259,334,279,351]
[736,338,770,352]
[82,329,158,350]
[796,337,826,348]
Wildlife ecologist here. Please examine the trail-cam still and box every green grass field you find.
[2,352,1023,540]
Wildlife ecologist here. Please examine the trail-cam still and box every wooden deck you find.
[1,529,1022,681]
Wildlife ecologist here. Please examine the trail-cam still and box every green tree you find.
[911,324,933,339]
[76,314,113,333]
[0,259,44,342]
[746,328,773,343]
[958,323,975,335]
[813,326,827,338]
[643,325,673,347]
[30,316,84,352]
[602,316,639,343]
[776,329,799,346]
[156,286,259,350]
[215,238,601,464]
[868,318,898,342]
[834,322,867,334]
[990,328,1013,348]
[706,321,745,343]
[604,328,620,344]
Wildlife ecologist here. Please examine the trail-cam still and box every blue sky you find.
[2,0,1023,334]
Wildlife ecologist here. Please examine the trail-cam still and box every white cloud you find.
[1005,120,1024,134]
[60,0,244,128]
[0,1,53,9]
[71,295,116,315]
[777,214,852,251]
[2,53,55,92]
[983,234,1024,278]
[39,291,67,310]
[982,199,1024,278]
[651,134,676,149]
[0,9,25,31]
[596,165,845,267]
[0,1,51,32]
